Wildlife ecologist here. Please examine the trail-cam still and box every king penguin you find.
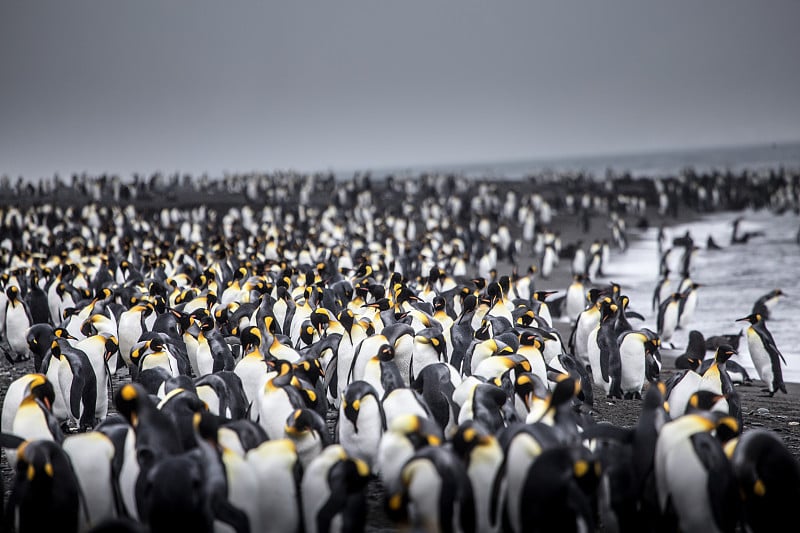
[737,312,787,396]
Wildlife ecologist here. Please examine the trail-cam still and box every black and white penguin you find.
[728,428,800,533]
[518,445,600,533]
[376,413,443,496]
[618,329,661,399]
[652,268,671,312]
[450,420,504,533]
[564,274,588,324]
[587,298,623,398]
[387,445,476,533]
[654,412,739,533]
[677,281,702,330]
[751,288,784,320]
[301,444,371,533]
[245,438,303,533]
[675,330,707,370]
[4,374,64,471]
[254,360,307,439]
[337,380,386,472]
[4,285,34,363]
[656,292,682,347]
[664,357,703,419]
[283,407,331,470]
[51,338,98,431]
[737,312,787,396]
[6,439,82,533]
[569,294,607,369]
[62,430,120,529]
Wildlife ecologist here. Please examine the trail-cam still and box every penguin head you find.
[451,420,493,459]
[115,383,150,428]
[377,344,395,362]
[687,390,727,413]
[550,374,580,410]
[104,336,119,361]
[533,290,557,303]
[15,440,66,487]
[387,414,443,450]
[6,285,20,300]
[25,374,55,410]
[284,408,326,439]
[736,313,762,325]
[192,410,221,447]
[713,344,737,364]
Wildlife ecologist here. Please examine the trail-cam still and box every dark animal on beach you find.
[731,217,765,244]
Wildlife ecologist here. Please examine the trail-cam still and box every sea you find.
[601,209,800,384]
[353,141,800,180]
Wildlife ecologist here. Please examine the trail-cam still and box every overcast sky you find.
[2,1,799,179]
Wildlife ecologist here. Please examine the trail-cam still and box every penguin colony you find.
[0,168,798,533]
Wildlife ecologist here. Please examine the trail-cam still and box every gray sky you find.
[2,1,799,180]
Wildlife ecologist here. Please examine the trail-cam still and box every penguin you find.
[675,330,707,370]
[677,281,702,329]
[450,420,504,533]
[194,371,248,420]
[587,298,623,398]
[301,444,371,533]
[564,274,587,324]
[25,323,55,373]
[386,445,476,533]
[697,344,743,426]
[6,439,82,533]
[362,343,405,399]
[51,338,99,431]
[518,445,600,533]
[457,381,511,434]
[652,268,671,312]
[337,380,386,472]
[254,360,307,439]
[117,303,154,369]
[4,374,64,470]
[656,292,682,347]
[284,401,331,467]
[737,312,787,396]
[571,243,587,277]
[728,428,800,533]
[62,431,120,530]
[4,285,34,363]
[376,413,443,497]
[540,243,557,279]
[233,326,270,408]
[655,412,739,533]
[410,327,447,382]
[411,362,461,434]
[664,357,703,419]
[113,382,183,519]
[74,332,118,423]
[245,438,303,533]
[569,293,607,369]
[492,422,560,533]
[618,329,661,399]
[751,288,784,320]
[26,269,52,325]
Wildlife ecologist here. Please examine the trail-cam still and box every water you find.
[351,141,800,181]
[600,208,800,383]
